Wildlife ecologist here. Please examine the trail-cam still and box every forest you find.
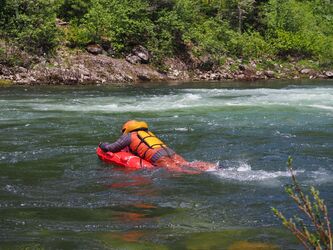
[0,0,332,69]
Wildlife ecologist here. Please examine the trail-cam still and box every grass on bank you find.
[0,79,13,86]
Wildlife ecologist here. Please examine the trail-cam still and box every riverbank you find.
[1,47,332,85]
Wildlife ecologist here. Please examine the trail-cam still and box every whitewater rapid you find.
[2,87,330,114]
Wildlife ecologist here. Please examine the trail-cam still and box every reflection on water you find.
[0,81,332,249]
[103,169,154,189]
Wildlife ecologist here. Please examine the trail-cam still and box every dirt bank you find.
[0,48,332,85]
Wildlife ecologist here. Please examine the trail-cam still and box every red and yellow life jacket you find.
[130,131,167,161]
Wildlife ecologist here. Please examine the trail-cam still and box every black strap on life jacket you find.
[129,130,148,156]
[140,133,153,160]
[135,131,165,160]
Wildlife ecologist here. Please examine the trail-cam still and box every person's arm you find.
[99,134,131,152]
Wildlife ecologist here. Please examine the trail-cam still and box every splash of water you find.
[212,161,302,183]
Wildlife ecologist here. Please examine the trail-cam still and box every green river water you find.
[0,81,332,249]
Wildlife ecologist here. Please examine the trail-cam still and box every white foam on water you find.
[2,87,330,119]
[306,168,333,184]
[308,104,333,111]
[211,161,307,185]
[211,161,333,186]
[185,87,333,109]
[28,93,206,112]
[8,87,328,114]
[174,127,191,132]
[274,130,296,138]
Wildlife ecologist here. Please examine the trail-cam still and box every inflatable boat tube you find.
[96,147,154,169]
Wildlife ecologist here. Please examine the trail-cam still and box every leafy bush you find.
[270,30,325,58]
[273,157,333,250]
[318,35,333,68]
[67,0,154,52]
[184,18,231,56]
[0,41,37,67]
[148,9,185,58]
[228,31,274,59]
[15,16,60,55]
[0,46,6,64]
[58,0,93,22]
[0,0,60,55]
[264,0,332,60]
[265,0,317,33]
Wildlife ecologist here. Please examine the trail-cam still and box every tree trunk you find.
[238,4,243,34]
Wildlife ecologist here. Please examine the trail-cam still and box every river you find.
[0,81,332,249]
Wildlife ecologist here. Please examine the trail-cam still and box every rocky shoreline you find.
[0,46,332,85]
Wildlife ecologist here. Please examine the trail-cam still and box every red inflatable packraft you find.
[96,147,154,169]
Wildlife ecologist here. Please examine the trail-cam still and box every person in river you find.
[99,120,216,172]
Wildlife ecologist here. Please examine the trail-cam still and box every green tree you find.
[148,9,185,58]
[68,0,154,52]
[200,0,257,33]
[0,0,60,54]
[58,0,93,22]
[264,0,331,59]
[233,0,256,33]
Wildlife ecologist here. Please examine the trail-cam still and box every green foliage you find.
[67,0,154,52]
[271,30,325,58]
[311,0,333,36]
[0,49,23,67]
[58,0,93,22]
[0,0,60,55]
[228,31,274,58]
[148,9,185,58]
[0,39,39,68]
[318,35,333,68]
[264,0,332,60]
[0,0,332,65]
[273,157,333,250]
[184,18,231,56]
[265,0,316,33]
[220,0,257,33]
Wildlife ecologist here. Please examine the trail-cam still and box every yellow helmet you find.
[121,120,148,134]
